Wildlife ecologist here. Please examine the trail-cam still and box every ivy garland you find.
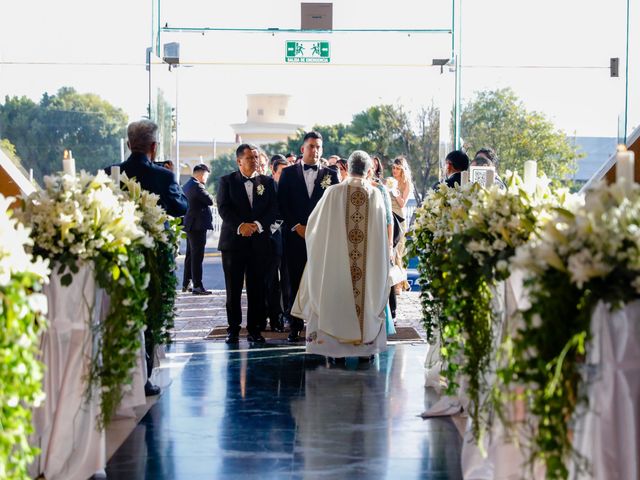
[497,181,640,479]
[407,177,541,438]
[90,248,148,427]
[143,218,181,347]
[117,176,182,347]
[18,172,153,428]
[0,196,49,479]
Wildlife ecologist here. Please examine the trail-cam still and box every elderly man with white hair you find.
[292,150,391,360]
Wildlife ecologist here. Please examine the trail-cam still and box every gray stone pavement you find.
[171,288,426,342]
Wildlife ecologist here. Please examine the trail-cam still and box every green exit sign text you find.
[285,41,330,63]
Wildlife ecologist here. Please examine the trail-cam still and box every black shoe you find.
[144,381,161,396]
[182,285,192,293]
[288,331,303,343]
[247,333,266,344]
[225,333,239,344]
[192,286,212,295]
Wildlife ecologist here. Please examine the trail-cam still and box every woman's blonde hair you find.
[392,156,413,185]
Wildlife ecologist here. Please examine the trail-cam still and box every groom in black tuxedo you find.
[277,131,339,342]
[217,144,278,344]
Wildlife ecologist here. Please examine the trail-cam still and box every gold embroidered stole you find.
[346,183,369,345]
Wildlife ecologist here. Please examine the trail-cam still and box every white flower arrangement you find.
[513,179,640,294]
[0,195,49,288]
[320,174,332,189]
[119,174,169,244]
[18,170,152,261]
[256,184,265,196]
[385,177,399,196]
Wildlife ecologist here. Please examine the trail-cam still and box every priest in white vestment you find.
[292,150,390,358]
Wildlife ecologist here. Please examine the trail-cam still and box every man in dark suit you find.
[182,163,214,295]
[105,119,188,396]
[277,131,340,342]
[261,155,290,333]
[432,150,470,189]
[217,144,278,344]
[107,120,188,218]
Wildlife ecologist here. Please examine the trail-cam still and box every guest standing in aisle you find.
[217,144,278,344]
[277,132,339,342]
[105,119,188,396]
[182,163,214,295]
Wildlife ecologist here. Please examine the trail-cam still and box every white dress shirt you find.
[302,163,319,198]
[237,172,263,235]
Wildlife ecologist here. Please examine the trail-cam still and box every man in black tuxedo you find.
[182,163,214,295]
[277,131,340,342]
[261,155,290,333]
[105,119,188,396]
[217,144,278,344]
[432,150,470,189]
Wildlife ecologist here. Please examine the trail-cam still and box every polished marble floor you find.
[106,343,462,479]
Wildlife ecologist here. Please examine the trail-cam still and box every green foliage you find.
[497,271,590,479]
[461,88,580,181]
[495,182,640,478]
[265,104,441,201]
[0,138,21,167]
[407,178,541,438]
[207,152,238,195]
[0,87,128,182]
[0,273,47,479]
[90,248,148,428]
[144,218,182,346]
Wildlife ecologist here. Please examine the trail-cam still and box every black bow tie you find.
[242,175,256,183]
[303,164,318,171]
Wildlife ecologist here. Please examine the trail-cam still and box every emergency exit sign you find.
[285,41,330,63]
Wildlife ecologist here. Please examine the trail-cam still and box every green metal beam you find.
[160,26,452,34]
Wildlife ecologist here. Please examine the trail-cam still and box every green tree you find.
[0,138,21,167]
[0,87,128,182]
[263,104,441,201]
[265,123,354,159]
[206,152,238,196]
[461,88,579,180]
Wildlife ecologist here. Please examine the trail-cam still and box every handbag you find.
[392,212,405,247]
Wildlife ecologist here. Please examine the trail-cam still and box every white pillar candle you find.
[486,169,495,187]
[616,149,635,185]
[62,150,76,176]
[111,165,120,185]
[461,170,469,186]
[523,160,537,192]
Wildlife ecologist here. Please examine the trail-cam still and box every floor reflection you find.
[107,343,462,479]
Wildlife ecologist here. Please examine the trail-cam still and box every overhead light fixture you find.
[432,58,451,73]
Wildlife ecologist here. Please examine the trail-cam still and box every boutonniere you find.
[320,175,332,190]
[256,184,265,196]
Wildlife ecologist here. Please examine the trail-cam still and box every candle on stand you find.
[62,149,76,176]
[461,170,469,186]
[111,166,120,185]
[615,146,635,185]
[523,160,537,192]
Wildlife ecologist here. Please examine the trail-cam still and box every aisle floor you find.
[106,342,463,480]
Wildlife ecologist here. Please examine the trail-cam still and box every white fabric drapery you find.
[31,264,106,480]
[571,300,640,480]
